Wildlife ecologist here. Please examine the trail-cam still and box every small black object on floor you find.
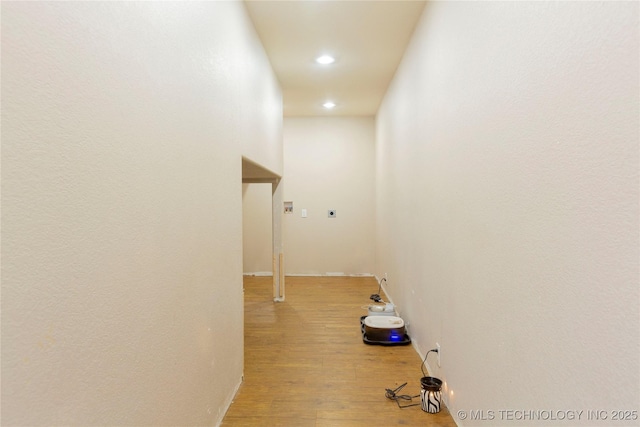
[360,315,412,346]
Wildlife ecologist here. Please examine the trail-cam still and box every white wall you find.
[283,117,376,275]
[242,183,273,274]
[376,2,638,425]
[1,2,281,426]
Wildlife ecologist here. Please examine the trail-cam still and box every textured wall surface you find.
[376,2,639,425]
[1,2,281,425]
[283,117,376,275]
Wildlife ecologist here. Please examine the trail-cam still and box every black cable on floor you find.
[384,382,420,408]
[385,349,439,409]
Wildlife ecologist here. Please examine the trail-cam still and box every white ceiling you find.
[244,0,426,117]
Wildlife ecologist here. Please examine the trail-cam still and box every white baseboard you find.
[244,272,376,278]
[286,272,375,277]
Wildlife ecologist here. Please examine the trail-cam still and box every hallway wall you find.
[1,2,281,425]
[282,117,376,275]
[242,117,376,278]
[376,2,639,425]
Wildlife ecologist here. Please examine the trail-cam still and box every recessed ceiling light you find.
[316,55,335,65]
[323,101,336,109]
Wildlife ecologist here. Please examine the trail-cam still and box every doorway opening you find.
[241,156,284,301]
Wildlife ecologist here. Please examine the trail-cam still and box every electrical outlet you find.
[436,342,441,367]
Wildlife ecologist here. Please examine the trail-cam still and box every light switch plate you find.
[301,209,307,218]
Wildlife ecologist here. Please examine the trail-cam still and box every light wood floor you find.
[221,276,456,427]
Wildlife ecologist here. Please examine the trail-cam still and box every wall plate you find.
[328,210,336,218]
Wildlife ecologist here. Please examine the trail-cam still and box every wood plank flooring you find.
[221,276,456,427]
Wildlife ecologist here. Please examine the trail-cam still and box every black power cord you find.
[421,348,438,377]
[370,277,386,302]
[384,382,420,408]
[384,348,439,409]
